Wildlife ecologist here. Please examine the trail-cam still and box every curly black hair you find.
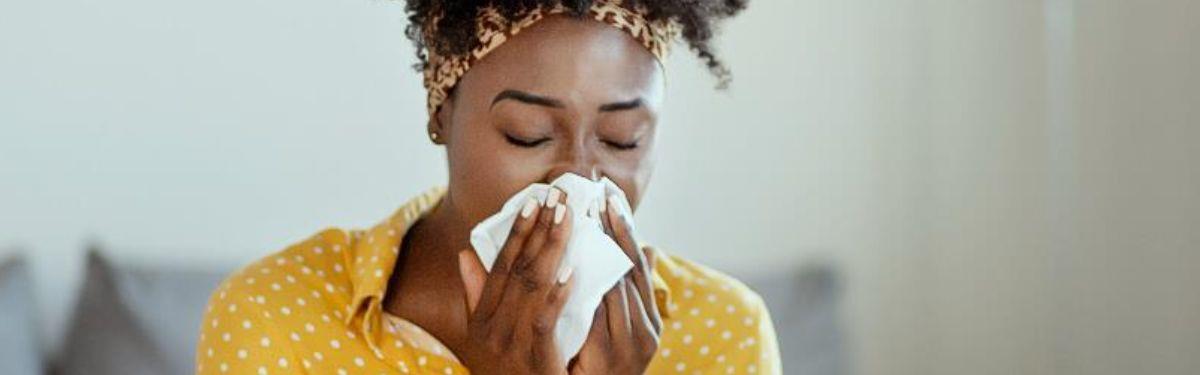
[402,0,748,88]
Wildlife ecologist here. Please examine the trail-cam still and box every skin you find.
[381,15,664,374]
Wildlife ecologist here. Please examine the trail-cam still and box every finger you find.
[486,281,523,345]
[477,197,541,319]
[527,201,572,291]
[516,195,572,340]
[511,188,563,289]
[634,247,662,333]
[644,246,657,271]
[532,267,574,365]
[457,250,487,314]
[495,196,541,272]
[604,197,659,332]
[626,246,651,304]
[600,196,614,237]
[494,190,566,341]
[625,276,660,354]
[605,279,632,344]
[474,197,540,338]
[605,194,641,264]
[580,297,612,356]
[544,267,575,320]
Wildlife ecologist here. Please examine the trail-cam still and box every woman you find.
[197,0,779,374]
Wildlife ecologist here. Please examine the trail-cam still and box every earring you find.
[429,131,440,143]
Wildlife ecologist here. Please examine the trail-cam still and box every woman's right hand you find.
[456,187,575,374]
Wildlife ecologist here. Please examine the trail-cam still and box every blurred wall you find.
[2,0,1197,374]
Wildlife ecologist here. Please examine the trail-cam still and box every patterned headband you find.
[422,0,680,117]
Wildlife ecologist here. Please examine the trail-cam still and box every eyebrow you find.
[490,89,644,112]
[491,90,563,109]
[598,98,644,112]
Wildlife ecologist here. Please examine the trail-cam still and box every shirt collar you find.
[344,186,673,349]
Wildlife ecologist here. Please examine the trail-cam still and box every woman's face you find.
[435,15,665,228]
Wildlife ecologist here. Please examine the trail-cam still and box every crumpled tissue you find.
[469,173,637,362]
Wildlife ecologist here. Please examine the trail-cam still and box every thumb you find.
[457,250,486,313]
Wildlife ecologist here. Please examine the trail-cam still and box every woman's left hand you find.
[570,196,662,375]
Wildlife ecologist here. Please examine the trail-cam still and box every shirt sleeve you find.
[196,282,302,375]
[743,300,783,374]
[704,293,783,375]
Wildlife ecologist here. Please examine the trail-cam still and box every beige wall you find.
[2,0,1197,373]
[790,1,1200,374]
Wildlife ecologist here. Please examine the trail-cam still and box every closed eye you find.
[505,134,550,148]
[603,139,639,150]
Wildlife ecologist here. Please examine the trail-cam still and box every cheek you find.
[603,146,657,213]
[447,136,550,226]
[617,163,655,212]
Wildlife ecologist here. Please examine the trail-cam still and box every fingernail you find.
[546,188,561,208]
[599,196,607,213]
[520,197,538,218]
[553,204,566,224]
[557,267,574,284]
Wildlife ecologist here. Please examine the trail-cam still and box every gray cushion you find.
[0,254,43,375]
[54,249,226,375]
[738,263,846,375]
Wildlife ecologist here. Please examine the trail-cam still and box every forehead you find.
[454,15,664,108]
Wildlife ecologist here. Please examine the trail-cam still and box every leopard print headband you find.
[422,0,680,117]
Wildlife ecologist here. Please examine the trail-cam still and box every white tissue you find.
[469,173,636,363]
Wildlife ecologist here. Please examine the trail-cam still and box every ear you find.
[427,94,455,145]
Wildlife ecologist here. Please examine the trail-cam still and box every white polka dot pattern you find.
[196,186,780,374]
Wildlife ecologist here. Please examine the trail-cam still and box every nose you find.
[545,142,601,182]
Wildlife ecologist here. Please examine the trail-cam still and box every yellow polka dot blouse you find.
[197,186,781,374]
